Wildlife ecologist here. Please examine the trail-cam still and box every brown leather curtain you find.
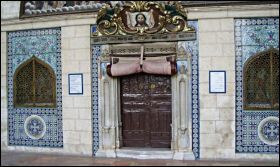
[107,56,177,77]
[107,57,141,77]
[142,56,176,75]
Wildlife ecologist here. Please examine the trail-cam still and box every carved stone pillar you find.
[172,47,195,160]
[96,46,118,158]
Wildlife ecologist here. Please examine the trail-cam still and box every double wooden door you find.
[121,73,172,148]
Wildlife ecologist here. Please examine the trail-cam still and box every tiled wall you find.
[235,17,279,154]
[4,25,93,155]
[7,28,63,147]
[91,45,100,156]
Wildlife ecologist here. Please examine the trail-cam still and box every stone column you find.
[173,47,195,160]
[96,47,118,158]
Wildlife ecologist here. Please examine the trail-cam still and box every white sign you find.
[209,71,226,93]
[69,74,83,94]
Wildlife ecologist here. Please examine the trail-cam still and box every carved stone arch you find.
[243,48,279,110]
[13,56,56,108]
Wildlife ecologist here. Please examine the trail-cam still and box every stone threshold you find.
[115,147,195,160]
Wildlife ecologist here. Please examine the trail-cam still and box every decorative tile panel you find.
[91,45,101,156]
[235,18,279,153]
[258,116,279,146]
[241,25,279,46]
[24,115,47,140]
[7,28,63,147]
[9,31,59,74]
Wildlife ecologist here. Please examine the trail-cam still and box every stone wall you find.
[198,18,236,159]
[1,1,279,160]
[61,25,92,155]
[1,1,96,155]
[198,17,279,160]
[1,1,20,20]
[1,32,8,149]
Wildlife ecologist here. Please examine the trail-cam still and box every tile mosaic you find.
[91,45,100,156]
[235,17,279,153]
[7,28,63,148]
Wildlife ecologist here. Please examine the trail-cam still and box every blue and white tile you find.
[7,28,63,148]
[235,17,279,154]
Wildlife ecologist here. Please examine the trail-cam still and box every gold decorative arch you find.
[93,1,195,36]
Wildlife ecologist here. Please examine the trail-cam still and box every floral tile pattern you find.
[91,44,100,156]
[9,30,59,74]
[7,28,63,147]
[235,18,279,153]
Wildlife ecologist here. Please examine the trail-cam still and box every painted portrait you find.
[126,10,155,29]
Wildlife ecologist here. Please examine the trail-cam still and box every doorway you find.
[120,73,172,148]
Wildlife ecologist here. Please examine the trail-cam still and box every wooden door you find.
[121,73,172,148]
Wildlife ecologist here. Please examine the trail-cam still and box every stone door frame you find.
[95,42,195,160]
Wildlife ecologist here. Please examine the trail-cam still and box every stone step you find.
[116,148,174,159]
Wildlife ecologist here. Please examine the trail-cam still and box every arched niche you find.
[13,56,56,108]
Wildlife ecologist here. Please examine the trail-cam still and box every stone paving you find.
[1,151,279,166]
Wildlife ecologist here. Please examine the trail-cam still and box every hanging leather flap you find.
[107,57,141,77]
[143,55,177,75]
[107,55,177,77]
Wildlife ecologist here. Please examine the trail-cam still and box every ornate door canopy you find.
[91,1,196,44]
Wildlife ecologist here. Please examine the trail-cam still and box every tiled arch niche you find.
[7,28,63,147]
[235,17,279,154]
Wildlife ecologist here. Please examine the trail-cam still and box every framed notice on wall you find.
[68,73,83,95]
[209,71,226,93]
